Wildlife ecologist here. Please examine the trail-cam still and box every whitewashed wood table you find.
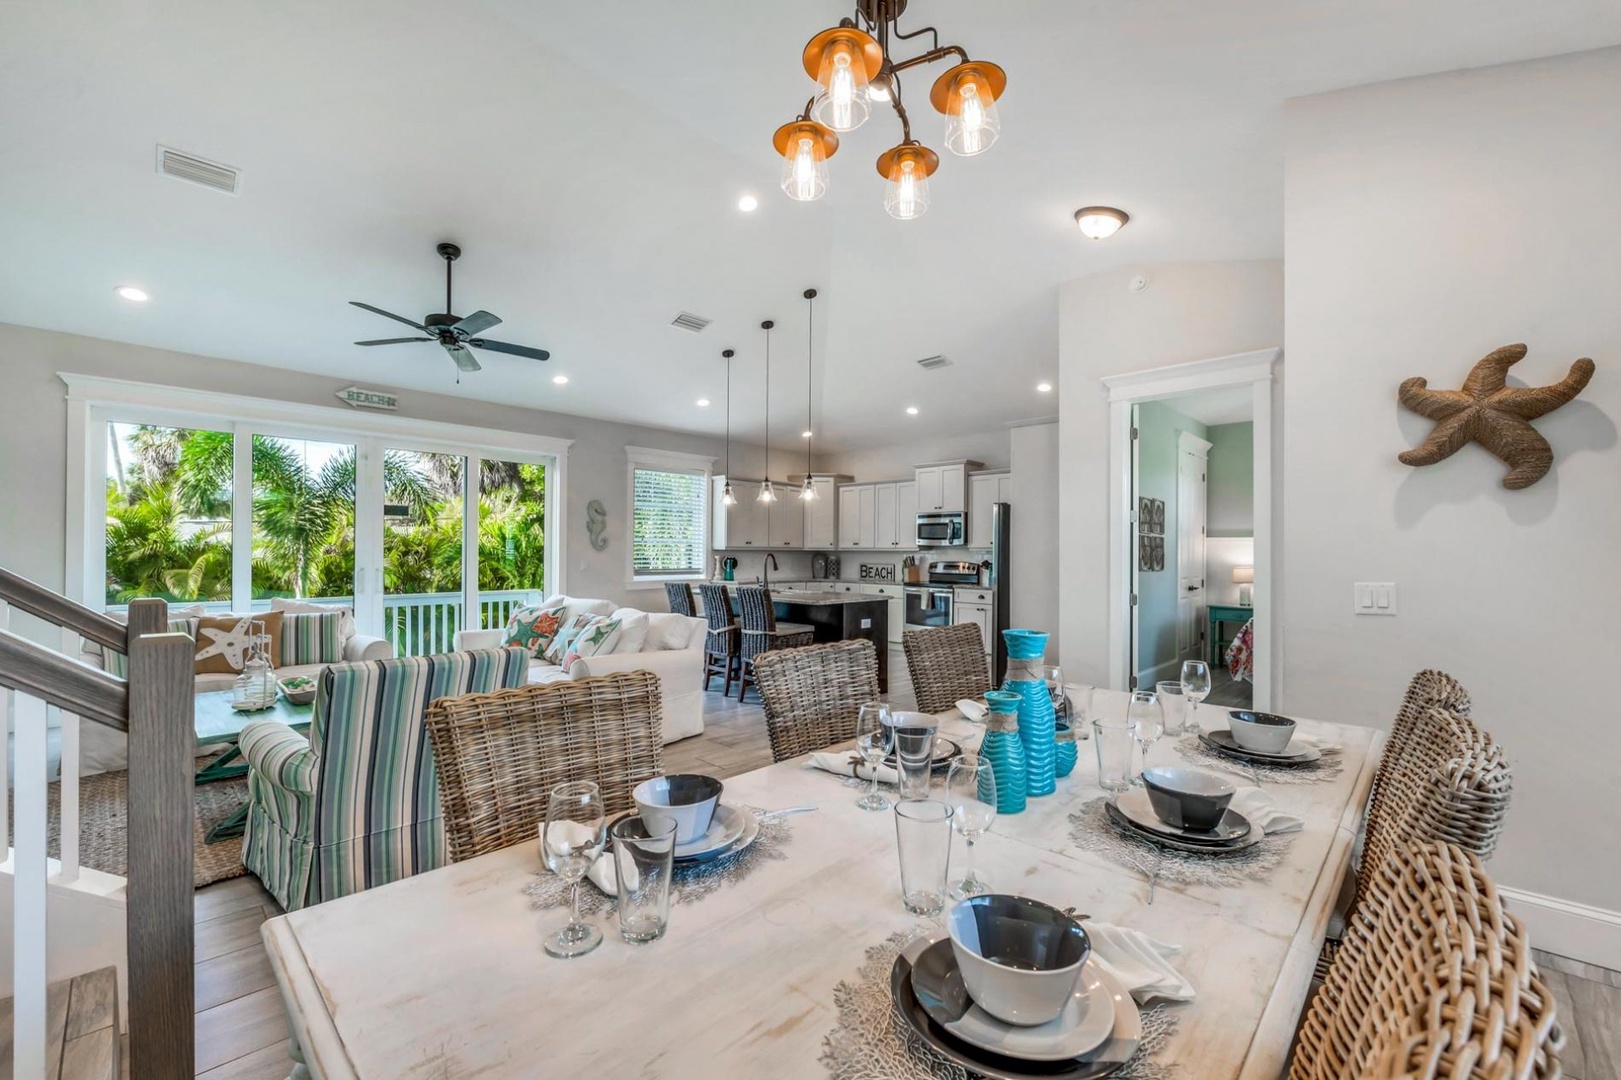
[262,695,1380,1079]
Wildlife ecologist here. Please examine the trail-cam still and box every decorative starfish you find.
[194,615,261,669]
[1398,343,1595,489]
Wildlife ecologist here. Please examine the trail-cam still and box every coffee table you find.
[195,690,313,843]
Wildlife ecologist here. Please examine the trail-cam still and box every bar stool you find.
[735,585,814,704]
[697,583,741,696]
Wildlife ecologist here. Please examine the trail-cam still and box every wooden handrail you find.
[0,567,126,651]
[0,628,128,731]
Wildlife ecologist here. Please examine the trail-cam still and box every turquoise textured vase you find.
[1002,629,1056,797]
[978,690,1027,814]
[1054,721,1078,778]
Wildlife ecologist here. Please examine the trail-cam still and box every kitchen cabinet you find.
[837,480,919,550]
[861,583,906,644]
[803,476,838,549]
[914,462,972,513]
[712,477,766,548]
[967,470,1015,549]
[953,598,993,656]
[837,486,861,548]
[874,484,898,548]
[897,482,918,545]
[768,497,804,548]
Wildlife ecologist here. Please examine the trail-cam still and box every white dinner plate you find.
[1200,729,1321,765]
[1114,788,1252,844]
[1104,800,1263,855]
[673,803,747,860]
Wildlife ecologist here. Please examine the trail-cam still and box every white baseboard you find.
[1499,885,1621,972]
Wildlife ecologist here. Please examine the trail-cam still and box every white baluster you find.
[13,690,50,1079]
[56,626,80,883]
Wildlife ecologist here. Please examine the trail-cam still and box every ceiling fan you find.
[350,242,550,371]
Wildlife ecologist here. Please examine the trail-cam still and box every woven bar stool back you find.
[902,623,992,715]
[664,582,696,617]
[424,671,664,863]
[753,639,881,763]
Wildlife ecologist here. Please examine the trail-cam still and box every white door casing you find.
[1176,432,1212,665]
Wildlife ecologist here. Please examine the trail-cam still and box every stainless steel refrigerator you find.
[989,502,1011,684]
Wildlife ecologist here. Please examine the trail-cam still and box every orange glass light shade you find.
[774,119,839,202]
[876,143,939,220]
[803,27,881,132]
[930,61,1006,157]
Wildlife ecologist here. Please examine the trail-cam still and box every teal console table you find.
[1208,604,1253,666]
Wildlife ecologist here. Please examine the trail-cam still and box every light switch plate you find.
[860,618,872,629]
[1354,582,1398,615]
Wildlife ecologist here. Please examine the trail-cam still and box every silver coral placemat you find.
[820,929,1180,1080]
[1172,733,1344,786]
[524,807,794,916]
[1067,798,1292,890]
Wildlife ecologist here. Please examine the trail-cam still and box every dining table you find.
[261,692,1381,1079]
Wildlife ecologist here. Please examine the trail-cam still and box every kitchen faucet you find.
[762,553,779,587]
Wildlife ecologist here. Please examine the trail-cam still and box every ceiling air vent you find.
[670,311,712,333]
[916,354,953,371]
[156,146,240,195]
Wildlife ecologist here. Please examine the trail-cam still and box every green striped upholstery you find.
[278,610,345,666]
[99,618,197,678]
[241,647,529,910]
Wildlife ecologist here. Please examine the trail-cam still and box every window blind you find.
[631,467,707,577]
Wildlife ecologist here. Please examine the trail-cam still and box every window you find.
[105,423,233,607]
[628,452,710,581]
[478,457,547,628]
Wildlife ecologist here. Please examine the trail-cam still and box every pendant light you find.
[758,320,777,503]
[931,61,1006,156]
[720,349,736,506]
[878,142,938,220]
[800,289,818,501]
[774,118,839,202]
[803,25,882,132]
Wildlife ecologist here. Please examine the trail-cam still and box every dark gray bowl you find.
[946,894,1092,1026]
[1142,767,1236,832]
[633,773,724,844]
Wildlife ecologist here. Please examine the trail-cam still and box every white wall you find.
[1009,421,1059,649]
[1284,48,1621,938]
[815,428,1010,482]
[1057,262,1284,684]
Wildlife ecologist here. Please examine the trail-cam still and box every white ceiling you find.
[3,1,1618,450]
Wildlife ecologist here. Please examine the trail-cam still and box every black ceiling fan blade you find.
[470,338,550,362]
[355,337,433,346]
[349,301,428,332]
[452,310,502,337]
[442,340,482,372]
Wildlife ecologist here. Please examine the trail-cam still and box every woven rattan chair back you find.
[664,582,696,617]
[698,583,734,632]
[1291,841,1563,1080]
[424,671,664,863]
[753,639,881,763]
[902,623,992,715]
[737,585,780,635]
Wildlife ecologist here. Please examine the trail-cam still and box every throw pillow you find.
[544,611,597,665]
[504,598,568,658]
[607,608,650,654]
[279,610,346,666]
[194,611,283,675]
[269,597,357,640]
[643,612,696,651]
[100,617,198,678]
[561,615,624,673]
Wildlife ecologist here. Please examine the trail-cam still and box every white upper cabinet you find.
[856,485,876,548]
[768,496,804,548]
[915,466,945,513]
[838,485,862,548]
[914,462,973,513]
[713,477,766,548]
[897,481,918,544]
[967,470,1014,548]
[874,484,899,548]
[803,476,838,549]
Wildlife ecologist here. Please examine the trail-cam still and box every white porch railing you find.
[381,589,540,656]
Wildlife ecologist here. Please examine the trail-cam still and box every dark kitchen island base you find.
[771,595,889,692]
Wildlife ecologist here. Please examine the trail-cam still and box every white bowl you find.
[1228,710,1296,754]
[632,774,723,845]
[947,895,1091,1027]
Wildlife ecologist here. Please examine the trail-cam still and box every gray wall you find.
[1205,422,1254,537]
[1009,421,1059,652]
[1133,402,1208,687]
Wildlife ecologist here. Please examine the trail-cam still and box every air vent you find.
[156,146,240,194]
[670,311,712,333]
[916,354,953,371]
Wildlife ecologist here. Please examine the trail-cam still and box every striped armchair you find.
[239,647,529,910]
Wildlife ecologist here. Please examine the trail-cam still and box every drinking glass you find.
[945,755,997,899]
[1156,680,1189,736]
[1093,715,1134,792]
[894,799,954,915]
[1128,690,1164,780]
[1068,684,1094,740]
[886,711,940,800]
[855,702,893,811]
[541,780,606,958]
[1180,660,1212,729]
[610,814,676,944]
[1043,665,1067,720]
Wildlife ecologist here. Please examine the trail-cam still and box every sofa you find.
[454,595,707,744]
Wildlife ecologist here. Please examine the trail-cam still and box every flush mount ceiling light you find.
[697,398,711,407]
[906,406,920,415]
[1037,381,1053,393]
[1074,206,1129,240]
[773,0,1006,219]
[115,285,150,302]
[552,374,569,385]
[737,194,759,212]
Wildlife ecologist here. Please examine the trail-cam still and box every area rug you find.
[7,756,250,888]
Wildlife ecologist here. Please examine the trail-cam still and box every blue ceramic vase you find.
[1054,721,1078,778]
[978,690,1027,814]
[1002,629,1056,797]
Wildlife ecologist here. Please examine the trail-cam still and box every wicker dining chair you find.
[664,581,696,617]
[698,583,742,696]
[902,623,992,715]
[423,670,664,863]
[735,585,815,704]
[1291,841,1563,1080]
[753,639,881,763]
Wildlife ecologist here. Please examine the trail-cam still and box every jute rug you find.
[7,756,250,888]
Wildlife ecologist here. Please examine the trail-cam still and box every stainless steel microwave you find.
[915,511,965,548]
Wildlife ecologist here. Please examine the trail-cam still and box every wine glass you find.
[855,702,892,811]
[1043,665,1067,719]
[945,754,997,899]
[541,780,607,958]
[1180,660,1212,730]
[1127,690,1164,782]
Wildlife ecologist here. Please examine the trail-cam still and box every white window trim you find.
[624,446,716,589]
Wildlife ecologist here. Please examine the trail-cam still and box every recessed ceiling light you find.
[1037,381,1053,393]
[737,194,759,212]
[115,285,150,302]
[1073,206,1129,240]
[697,398,711,407]
[552,374,569,385]
[906,406,919,415]
[802,429,813,438]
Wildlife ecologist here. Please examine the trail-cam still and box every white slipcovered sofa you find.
[455,595,706,744]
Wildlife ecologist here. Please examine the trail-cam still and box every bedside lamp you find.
[1233,565,1254,607]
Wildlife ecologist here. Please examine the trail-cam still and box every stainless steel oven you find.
[903,585,954,631]
[915,511,965,548]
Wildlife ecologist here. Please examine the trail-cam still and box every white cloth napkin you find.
[540,820,631,896]
[1230,786,1304,835]
[1084,922,1194,1003]
[955,699,987,722]
[1297,735,1342,755]
[809,751,899,785]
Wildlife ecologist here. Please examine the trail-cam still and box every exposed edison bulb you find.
[721,481,737,506]
[800,476,818,501]
[946,78,1000,156]
[782,136,828,202]
[812,43,870,132]
[758,479,777,503]
[884,157,930,220]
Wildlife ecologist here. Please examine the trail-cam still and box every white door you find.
[1176,433,1212,666]
[1128,407,1141,689]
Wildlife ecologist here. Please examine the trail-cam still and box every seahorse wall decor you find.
[585,499,609,551]
[1397,343,1595,489]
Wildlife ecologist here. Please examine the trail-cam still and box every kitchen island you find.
[704,585,889,691]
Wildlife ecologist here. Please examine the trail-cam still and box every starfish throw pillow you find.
[503,599,567,659]
[194,611,283,674]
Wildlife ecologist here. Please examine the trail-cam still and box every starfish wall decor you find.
[1397,343,1595,489]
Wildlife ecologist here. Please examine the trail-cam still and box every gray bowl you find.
[1142,766,1236,832]
[633,774,723,844]
[1228,710,1296,754]
[946,894,1091,1027]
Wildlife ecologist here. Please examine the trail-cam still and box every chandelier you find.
[773,0,1006,219]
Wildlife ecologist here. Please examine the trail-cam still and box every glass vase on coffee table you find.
[945,754,997,899]
[854,702,893,811]
[541,780,607,958]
